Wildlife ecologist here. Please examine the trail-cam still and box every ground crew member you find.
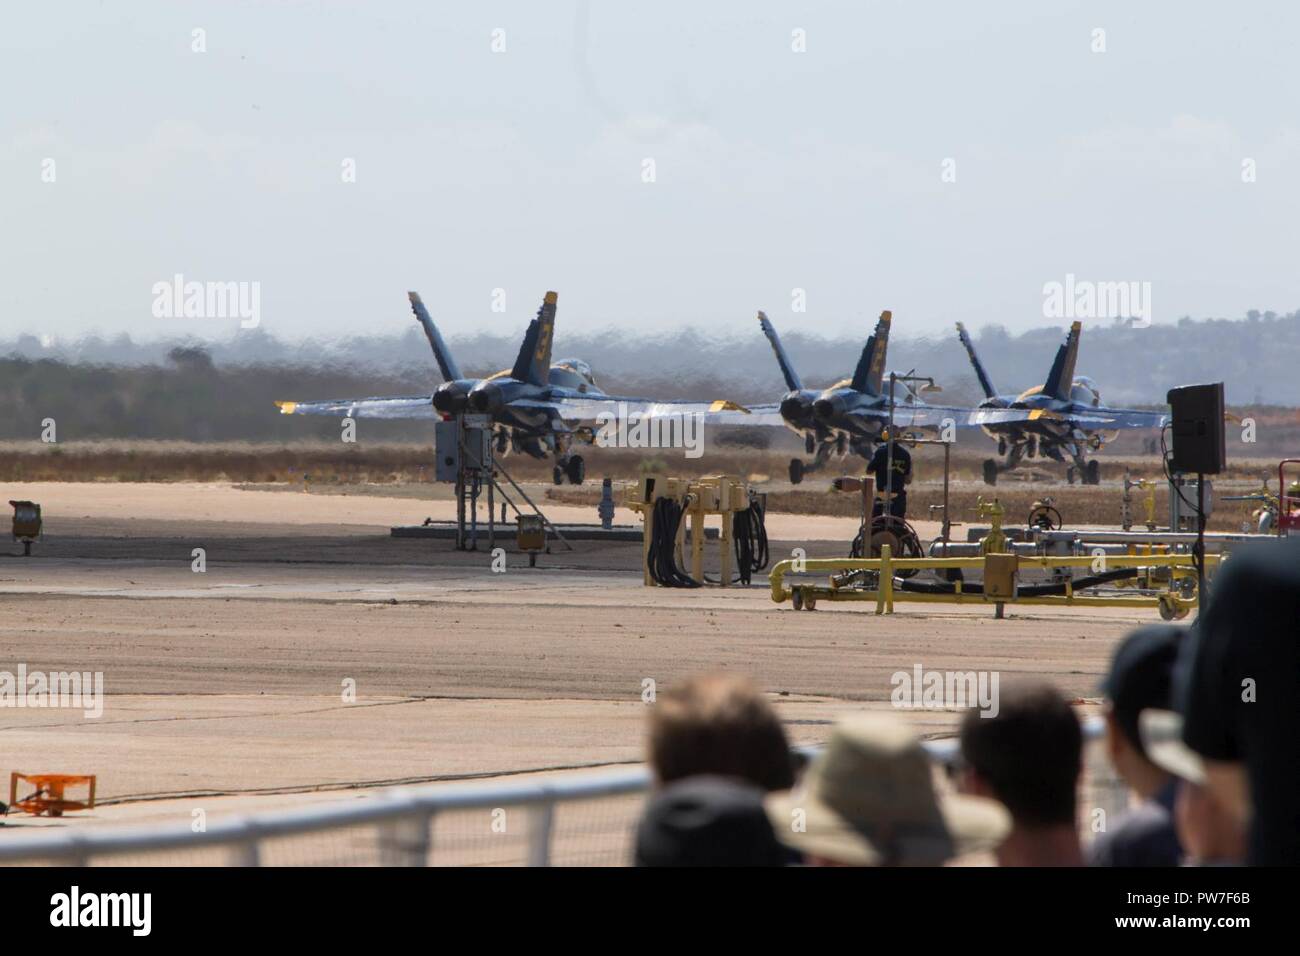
[869,438,912,519]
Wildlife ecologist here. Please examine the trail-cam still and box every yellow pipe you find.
[769,552,1218,609]
[770,552,1218,601]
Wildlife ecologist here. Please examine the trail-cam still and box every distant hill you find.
[2,310,1297,443]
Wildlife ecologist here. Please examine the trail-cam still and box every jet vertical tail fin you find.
[955,321,998,399]
[509,291,558,386]
[757,311,803,391]
[1043,321,1082,401]
[408,291,462,382]
[850,310,891,395]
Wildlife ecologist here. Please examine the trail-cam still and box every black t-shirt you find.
[1176,537,1300,866]
[1087,779,1182,867]
[868,443,911,494]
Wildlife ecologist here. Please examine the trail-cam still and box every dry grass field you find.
[0,439,1289,533]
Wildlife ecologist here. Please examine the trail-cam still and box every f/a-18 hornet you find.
[759,309,1011,484]
[277,291,739,484]
[955,320,1168,485]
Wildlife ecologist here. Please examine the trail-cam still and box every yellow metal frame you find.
[624,475,749,587]
[770,547,1217,618]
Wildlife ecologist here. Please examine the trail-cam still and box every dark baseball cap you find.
[1100,624,1185,756]
[634,776,795,867]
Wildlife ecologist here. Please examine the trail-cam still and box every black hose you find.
[894,566,1139,596]
[646,497,701,587]
[732,498,769,585]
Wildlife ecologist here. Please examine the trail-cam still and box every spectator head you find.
[647,674,795,792]
[1175,538,1300,864]
[1141,709,1246,865]
[764,713,1008,866]
[634,776,792,867]
[1100,625,1183,798]
[959,681,1082,829]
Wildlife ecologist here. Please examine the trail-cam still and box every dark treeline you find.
[2,311,1297,440]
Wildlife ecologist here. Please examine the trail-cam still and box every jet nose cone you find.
[468,384,502,414]
[433,383,468,414]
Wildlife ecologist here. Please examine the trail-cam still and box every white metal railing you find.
[0,721,1108,866]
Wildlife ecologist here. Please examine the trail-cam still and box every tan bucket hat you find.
[766,714,1009,865]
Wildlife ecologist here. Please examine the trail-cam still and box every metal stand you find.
[437,413,573,553]
[451,414,494,551]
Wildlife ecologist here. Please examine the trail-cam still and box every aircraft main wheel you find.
[566,455,586,485]
[982,459,998,486]
[789,459,805,485]
[997,438,1007,456]
[1085,460,1101,485]
[1066,467,1076,485]
[805,433,816,455]
[552,464,565,485]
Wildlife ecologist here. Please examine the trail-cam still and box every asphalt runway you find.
[0,482,1148,840]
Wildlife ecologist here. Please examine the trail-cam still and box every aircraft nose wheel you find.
[982,459,999,486]
[552,464,565,485]
[1085,460,1101,485]
[789,459,805,485]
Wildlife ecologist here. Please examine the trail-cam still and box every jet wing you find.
[1027,407,1169,429]
[872,404,1036,430]
[507,396,786,428]
[1079,408,1168,429]
[275,395,439,420]
[967,408,1039,426]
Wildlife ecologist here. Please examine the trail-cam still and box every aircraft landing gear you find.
[1068,460,1100,485]
[791,438,835,485]
[982,459,999,486]
[566,455,586,486]
[553,464,565,485]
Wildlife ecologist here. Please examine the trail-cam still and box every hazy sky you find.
[3,1,1299,345]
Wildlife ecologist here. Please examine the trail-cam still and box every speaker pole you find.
[1195,471,1207,616]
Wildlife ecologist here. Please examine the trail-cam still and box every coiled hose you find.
[647,496,701,587]
[731,498,769,585]
[647,496,769,587]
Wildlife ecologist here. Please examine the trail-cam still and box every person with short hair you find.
[647,674,795,793]
[958,681,1084,866]
[1088,625,1185,867]
[634,776,792,867]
